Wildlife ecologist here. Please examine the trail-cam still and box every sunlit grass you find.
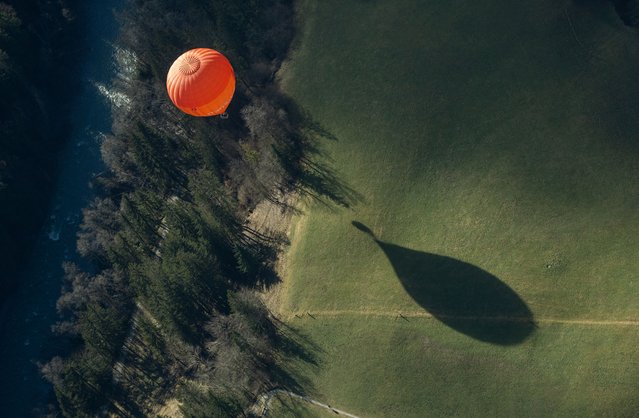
[286,316,639,418]
[278,0,639,416]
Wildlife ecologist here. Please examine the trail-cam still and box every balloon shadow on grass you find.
[352,221,535,345]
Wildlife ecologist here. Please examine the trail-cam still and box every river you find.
[0,1,121,415]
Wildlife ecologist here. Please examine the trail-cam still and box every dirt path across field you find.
[284,309,639,327]
[255,388,360,418]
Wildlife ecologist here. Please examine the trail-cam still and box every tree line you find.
[41,0,343,416]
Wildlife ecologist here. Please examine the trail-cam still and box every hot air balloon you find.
[166,48,236,117]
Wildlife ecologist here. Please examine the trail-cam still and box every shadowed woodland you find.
[352,221,535,345]
[37,0,344,415]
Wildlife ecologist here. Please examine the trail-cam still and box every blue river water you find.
[0,1,121,415]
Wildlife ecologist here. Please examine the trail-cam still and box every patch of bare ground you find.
[155,398,183,418]
[245,192,302,313]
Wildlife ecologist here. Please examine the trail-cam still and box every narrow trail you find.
[256,389,360,418]
[283,309,639,327]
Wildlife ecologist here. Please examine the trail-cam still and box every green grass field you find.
[277,0,639,416]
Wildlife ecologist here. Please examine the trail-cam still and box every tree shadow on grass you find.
[352,221,535,345]
[271,95,364,211]
[269,319,323,396]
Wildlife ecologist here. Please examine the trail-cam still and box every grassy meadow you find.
[276,0,639,416]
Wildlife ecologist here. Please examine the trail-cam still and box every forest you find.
[39,0,348,416]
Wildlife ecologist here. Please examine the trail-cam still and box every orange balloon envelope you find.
[166,48,236,117]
